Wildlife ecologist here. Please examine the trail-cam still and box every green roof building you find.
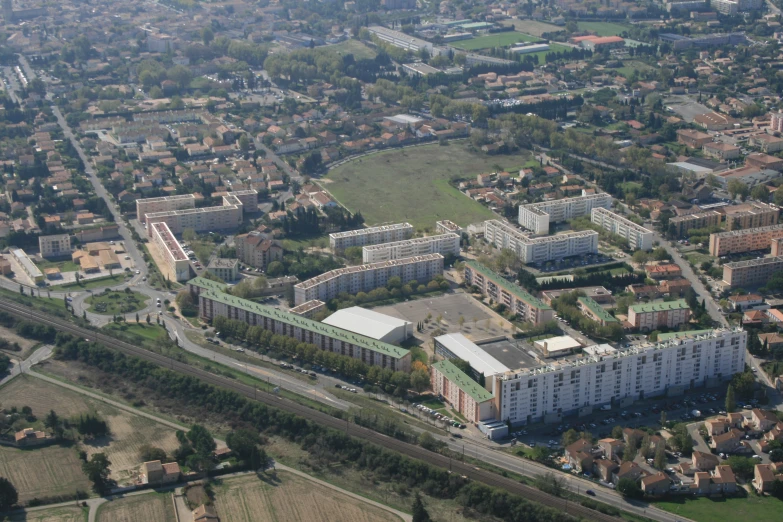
[577,296,618,326]
[628,299,691,332]
[431,359,495,423]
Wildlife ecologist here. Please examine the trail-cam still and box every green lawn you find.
[86,289,148,315]
[520,42,573,64]
[685,251,714,268]
[654,491,783,522]
[103,322,167,341]
[577,21,630,36]
[616,60,656,79]
[324,142,528,229]
[451,32,538,50]
[59,274,128,290]
[326,39,377,60]
[34,258,81,273]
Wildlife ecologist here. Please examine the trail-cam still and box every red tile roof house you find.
[14,428,51,447]
[612,461,646,484]
[692,451,720,472]
[641,472,672,497]
[598,438,625,461]
[594,459,618,482]
[692,465,737,496]
[709,428,743,453]
[564,439,594,472]
[749,409,779,432]
[752,463,777,493]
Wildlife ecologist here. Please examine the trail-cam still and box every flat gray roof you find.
[435,333,511,376]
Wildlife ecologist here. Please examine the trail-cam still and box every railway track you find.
[0,298,620,521]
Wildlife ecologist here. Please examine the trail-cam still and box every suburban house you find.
[613,461,645,484]
[192,504,219,521]
[598,438,625,461]
[641,472,671,496]
[692,466,738,496]
[709,429,743,453]
[141,460,181,485]
[749,409,779,432]
[753,463,778,493]
[692,451,720,472]
[565,439,594,472]
[14,428,50,447]
[727,294,764,311]
[705,419,730,438]
[594,459,618,482]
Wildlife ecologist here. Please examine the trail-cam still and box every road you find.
[0,345,53,386]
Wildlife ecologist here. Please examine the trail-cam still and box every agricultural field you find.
[521,42,572,64]
[500,19,562,37]
[326,39,377,60]
[96,492,176,522]
[0,445,91,503]
[0,375,94,418]
[213,472,403,522]
[86,289,148,315]
[323,143,529,230]
[451,31,538,50]
[5,506,87,522]
[576,21,630,36]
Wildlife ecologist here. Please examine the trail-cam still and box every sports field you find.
[451,32,538,50]
[576,21,630,36]
[326,39,377,60]
[500,19,562,37]
[323,143,529,230]
[213,472,402,522]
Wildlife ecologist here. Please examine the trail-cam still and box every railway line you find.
[0,298,621,521]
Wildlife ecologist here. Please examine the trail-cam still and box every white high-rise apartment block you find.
[136,194,196,224]
[518,193,613,234]
[329,223,414,253]
[494,328,746,425]
[483,220,598,264]
[294,254,443,305]
[145,196,243,237]
[150,222,191,281]
[591,208,654,251]
[362,233,460,263]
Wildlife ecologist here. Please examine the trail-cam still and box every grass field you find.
[500,19,562,37]
[616,60,656,78]
[213,472,402,522]
[451,31,538,50]
[96,492,176,522]
[59,274,127,291]
[323,143,530,229]
[654,492,783,522]
[0,445,91,503]
[5,505,87,522]
[104,322,167,342]
[685,251,713,268]
[34,259,81,273]
[577,21,630,36]
[522,42,572,64]
[326,39,377,60]
[86,289,148,315]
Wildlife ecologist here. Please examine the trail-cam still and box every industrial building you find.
[367,25,434,54]
[188,277,411,372]
[434,333,510,387]
[464,260,554,326]
[518,193,612,234]
[722,256,783,288]
[362,233,460,263]
[293,253,443,305]
[322,306,412,344]
[590,208,653,251]
[150,222,191,282]
[11,248,43,283]
[483,220,599,264]
[329,223,414,253]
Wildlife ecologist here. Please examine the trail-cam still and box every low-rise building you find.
[709,428,743,453]
[727,294,763,311]
[628,300,691,331]
[703,141,741,160]
[288,299,326,318]
[141,460,181,485]
[641,472,672,496]
[645,264,682,280]
[207,258,239,282]
[752,463,777,493]
[14,428,50,447]
[430,359,495,423]
[677,129,713,148]
[234,231,283,270]
[11,248,43,283]
[577,296,618,326]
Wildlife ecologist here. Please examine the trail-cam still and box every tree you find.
[561,429,579,447]
[0,477,17,511]
[751,185,770,202]
[266,261,284,277]
[201,27,214,45]
[726,384,736,413]
[727,179,749,201]
[239,134,250,153]
[139,445,167,462]
[617,478,643,499]
[226,428,261,462]
[660,410,667,426]
[631,250,650,265]
[410,369,430,393]
[726,456,755,479]
[82,453,112,494]
[654,444,666,470]
[611,425,624,439]
[412,492,431,522]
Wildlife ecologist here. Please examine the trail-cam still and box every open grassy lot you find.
[523,42,572,64]
[213,472,402,522]
[34,258,81,273]
[326,39,377,60]
[5,505,87,522]
[451,31,538,50]
[577,21,630,36]
[685,251,714,268]
[0,375,95,418]
[86,289,148,315]
[616,60,656,78]
[0,324,39,359]
[500,19,562,37]
[323,143,528,229]
[59,274,128,291]
[0,445,91,503]
[96,492,176,522]
[654,492,783,522]
[104,322,167,343]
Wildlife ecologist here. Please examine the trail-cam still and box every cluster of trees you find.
[81,452,111,494]
[15,321,57,343]
[276,249,343,281]
[0,353,9,373]
[551,291,624,341]
[75,414,109,439]
[211,316,430,394]
[535,270,644,294]
[174,425,216,471]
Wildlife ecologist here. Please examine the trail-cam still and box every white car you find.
[135,270,140,274]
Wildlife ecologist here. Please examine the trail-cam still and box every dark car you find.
[335,384,342,388]
[585,490,596,496]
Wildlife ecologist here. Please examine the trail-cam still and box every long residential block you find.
[669,211,722,238]
[150,222,191,282]
[464,260,554,326]
[518,193,612,234]
[709,223,783,256]
[329,223,414,253]
[494,328,746,425]
[484,220,598,264]
[590,208,653,251]
[188,277,410,372]
[145,196,243,237]
[293,254,443,305]
[628,299,691,331]
[136,194,196,224]
[724,202,779,231]
[431,360,495,424]
[362,233,460,263]
[722,256,783,288]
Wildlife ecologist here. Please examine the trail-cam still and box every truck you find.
[600,404,612,411]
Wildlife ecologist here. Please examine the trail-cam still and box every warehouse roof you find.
[630,299,689,313]
[322,306,411,341]
[432,359,494,403]
[435,333,510,377]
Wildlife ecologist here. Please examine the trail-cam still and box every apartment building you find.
[669,211,722,238]
[436,220,463,235]
[136,194,196,224]
[577,296,618,326]
[431,360,495,423]
[518,193,612,234]
[724,202,779,231]
[188,277,411,372]
[293,254,443,305]
[494,329,746,425]
[329,223,414,253]
[234,231,283,269]
[722,256,783,288]
[677,129,713,148]
[150,222,191,282]
[709,223,783,256]
[464,260,554,326]
[628,300,691,331]
[590,208,653,251]
[771,237,783,256]
[145,196,243,237]
[702,142,741,160]
[484,220,599,264]
[712,0,762,15]
[362,233,460,263]
[207,258,239,282]
[38,234,71,259]
[212,189,258,213]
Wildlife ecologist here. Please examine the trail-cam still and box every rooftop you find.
[657,329,714,342]
[295,254,443,290]
[151,222,188,261]
[724,256,783,270]
[578,296,618,323]
[207,258,239,269]
[362,233,459,251]
[435,333,511,376]
[322,306,411,340]
[630,299,689,314]
[330,223,413,239]
[432,359,494,403]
